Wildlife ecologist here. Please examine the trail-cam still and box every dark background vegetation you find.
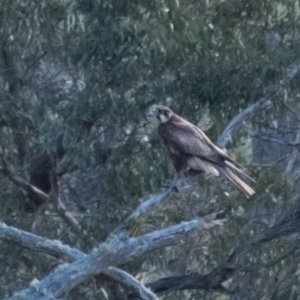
[1,0,300,299]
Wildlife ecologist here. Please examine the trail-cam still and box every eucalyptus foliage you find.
[1,0,300,299]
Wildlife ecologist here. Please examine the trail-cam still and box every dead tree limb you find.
[3,214,223,300]
[107,267,159,300]
[0,158,49,204]
[0,221,84,262]
[0,156,81,235]
[217,99,273,149]
[116,187,173,235]
[217,60,300,149]
[0,221,155,300]
[146,207,300,295]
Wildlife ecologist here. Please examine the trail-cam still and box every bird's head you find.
[147,105,173,123]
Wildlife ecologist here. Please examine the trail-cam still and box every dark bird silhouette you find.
[148,105,255,198]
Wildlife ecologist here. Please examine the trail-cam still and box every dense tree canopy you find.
[1,0,300,299]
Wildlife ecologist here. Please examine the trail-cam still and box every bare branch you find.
[4,215,223,300]
[0,221,157,299]
[253,134,300,147]
[115,187,173,234]
[282,60,300,84]
[0,162,49,204]
[1,156,80,235]
[49,159,81,235]
[217,60,300,149]
[147,207,300,295]
[217,99,273,148]
[225,246,297,272]
[0,221,85,262]
[107,267,159,300]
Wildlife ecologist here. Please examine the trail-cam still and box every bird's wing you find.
[161,116,255,181]
[159,116,224,166]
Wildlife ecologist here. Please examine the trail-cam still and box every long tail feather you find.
[224,160,256,183]
[219,167,255,198]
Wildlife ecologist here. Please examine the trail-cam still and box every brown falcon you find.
[148,104,255,198]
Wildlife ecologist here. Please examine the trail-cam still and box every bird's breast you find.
[187,157,219,176]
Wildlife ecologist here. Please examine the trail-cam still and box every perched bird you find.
[148,104,255,198]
